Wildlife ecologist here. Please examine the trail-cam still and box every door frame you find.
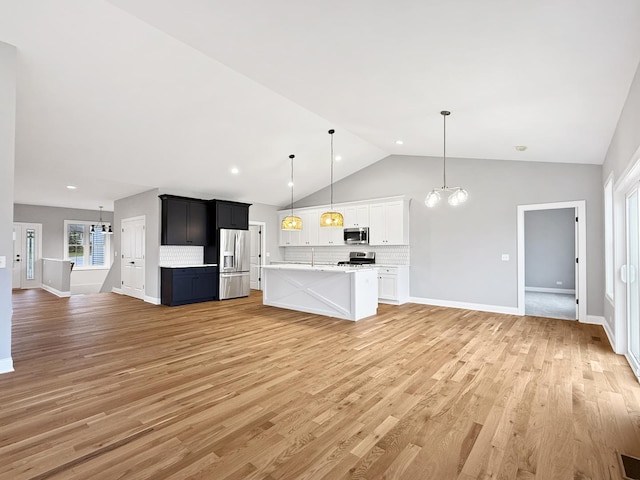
[517,200,586,322]
[120,215,146,301]
[249,221,266,290]
[13,222,43,289]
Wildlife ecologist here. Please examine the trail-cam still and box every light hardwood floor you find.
[1,289,640,479]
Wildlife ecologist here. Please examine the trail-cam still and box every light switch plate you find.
[0,256,6,268]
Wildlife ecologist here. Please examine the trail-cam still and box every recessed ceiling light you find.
[231,167,239,174]
[334,155,342,162]
[396,140,404,145]
[515,145,527,152]
[66,185,77,190]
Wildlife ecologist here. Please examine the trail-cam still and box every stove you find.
[337,251,375,266]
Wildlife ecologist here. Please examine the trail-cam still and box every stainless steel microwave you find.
[344,227,369,245]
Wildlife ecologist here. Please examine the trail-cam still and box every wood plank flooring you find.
[1,288,639,479]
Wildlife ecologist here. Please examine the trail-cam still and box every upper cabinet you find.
[160,195,208,245]
[277,197,409,247]
[343,205,370,228]
[212,200,251,230]
[369,200,409,245]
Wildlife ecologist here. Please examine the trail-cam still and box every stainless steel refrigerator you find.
[219,228,251,300]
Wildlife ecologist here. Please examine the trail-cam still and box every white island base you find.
[262,265,378,321]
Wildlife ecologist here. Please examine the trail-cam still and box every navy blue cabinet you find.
[160,195,208,245]
[161,266,218,306]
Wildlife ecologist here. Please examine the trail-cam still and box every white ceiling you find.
[2,0,639,211]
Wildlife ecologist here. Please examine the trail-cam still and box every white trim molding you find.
[525,287,576,294]
[0,357,14,374]
[409,297,519,315]
[112,287,123,295]
[41,284,71,298]
[144,295,161,305]
[517,200,587,323]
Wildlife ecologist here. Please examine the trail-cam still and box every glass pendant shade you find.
[320,211,344,227]
[282,215,303,230]
[425,111,468,208]
[320,129,344,227]
[282,154,302,230]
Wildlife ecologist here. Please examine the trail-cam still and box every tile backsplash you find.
[159,245,204,266]
[282,245,409,265]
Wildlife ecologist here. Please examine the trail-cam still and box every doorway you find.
[121,216,145,300]
[12,223,42,289]
[517,201,587,322]
[249,222,265,290]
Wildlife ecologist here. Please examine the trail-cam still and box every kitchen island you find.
[262,264,378,321]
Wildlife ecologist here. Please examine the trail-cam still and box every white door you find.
[626,188,640,375]
[249,223,262,290]
[121,216,145,300]
[12,223,42,289]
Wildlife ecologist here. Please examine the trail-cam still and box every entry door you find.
[626,189,640,374]
[12,223,42,289]
[121,216,145,300]
[249,224,262,290]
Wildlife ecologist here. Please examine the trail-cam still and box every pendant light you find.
[320,129,344,227]
[91,206,113,234]
[281,154,303,230]
[425,111,468,208]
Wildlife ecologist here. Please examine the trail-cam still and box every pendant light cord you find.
[441,110,449,189]
[328,129,335,209]
[289,154,295,216]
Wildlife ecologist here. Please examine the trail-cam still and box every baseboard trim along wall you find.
[41,284,71,298]
[409,297,519,316]
[525,287,576,294]
[145,295,160,305]
[112,288,123,295]
[0,357,14,374]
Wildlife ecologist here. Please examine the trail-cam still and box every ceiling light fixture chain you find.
[425,110,468,208]
[281,154,302,230]
[320,129,344,227]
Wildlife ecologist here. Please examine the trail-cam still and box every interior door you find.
[626,189,640,375]
[249,224,262,290]
[121,216,145,300]
[13,223,42,289]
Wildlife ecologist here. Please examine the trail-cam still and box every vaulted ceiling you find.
[2,1,639,211]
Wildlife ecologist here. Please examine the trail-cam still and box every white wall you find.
[0,41,16,373]
[297,155,603,315]
[249,202,282,264]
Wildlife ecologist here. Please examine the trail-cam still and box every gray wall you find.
[249,202,283,264]
[0,41,16,368]
[525,208,576,290]
[13,204,114,259]
[110,189,161,300]
[298,155,603,315]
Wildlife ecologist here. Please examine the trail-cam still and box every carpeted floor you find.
[525,291,577,320]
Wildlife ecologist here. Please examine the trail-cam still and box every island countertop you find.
[262,264,378,321]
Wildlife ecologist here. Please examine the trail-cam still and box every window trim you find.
[604,174,614,302]
[63,220,112,270]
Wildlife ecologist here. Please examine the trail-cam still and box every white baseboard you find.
[145,295,161,305]
[0,357,14,374]
[583,315,605,325]
[525,287,576,294]
[409,297,519,315]
[41,284,71,298]
[112,288,123,295]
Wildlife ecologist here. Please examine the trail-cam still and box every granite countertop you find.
[263,264,376,273]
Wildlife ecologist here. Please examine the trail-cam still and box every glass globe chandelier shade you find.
[282,154,303,231]
[424,111,468,208]
[320,129,344,227]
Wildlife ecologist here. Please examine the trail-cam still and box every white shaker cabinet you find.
[278,212,301,246]
[343,205,370,228]
[299,210,319,246]
[377,265,409,304]
[369,201,409,245]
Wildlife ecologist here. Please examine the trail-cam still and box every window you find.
[64,220,111,268]
[605,176,614,301]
